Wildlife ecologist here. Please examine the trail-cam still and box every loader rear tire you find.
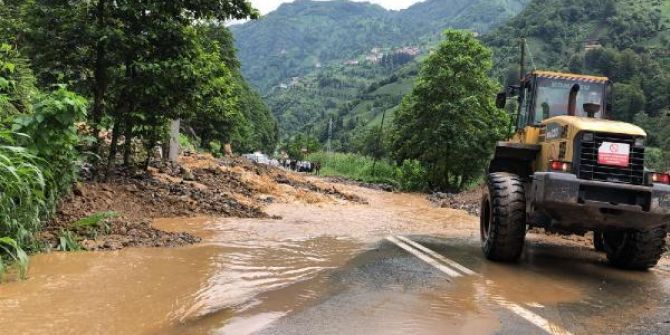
[604,228,667,270]
[480,173,527,262]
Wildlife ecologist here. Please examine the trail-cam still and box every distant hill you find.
[485,0,670,117]
[232,0,529,93]
[232,0,529,144]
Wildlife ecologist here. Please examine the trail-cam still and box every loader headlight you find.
[634,137,645,147]
[583,133,594,142]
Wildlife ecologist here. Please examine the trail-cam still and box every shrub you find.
[13,86,87,193]
[0,134,49,277]
[1,84,86,276]
[395,160,427,192]
[307,152,398,186]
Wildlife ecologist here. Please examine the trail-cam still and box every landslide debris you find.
[323,176,395,192]
[428,186,483,216]
[39,219,201,251]
[47,153,366,251]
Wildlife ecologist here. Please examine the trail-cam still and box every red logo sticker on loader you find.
[598,142,630,167]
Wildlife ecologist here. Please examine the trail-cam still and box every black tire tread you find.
[482,172,527,262]
[605,227,667,270]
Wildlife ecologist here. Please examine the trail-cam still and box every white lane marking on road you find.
[494,298,573,335]
[396,236,477,276]
[386,236,461,278]
[393,236,574,335]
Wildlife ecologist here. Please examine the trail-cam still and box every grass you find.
[0,134,52,278]
[71,211,118,228]
[57,230,81,252]
[307,152,398,186]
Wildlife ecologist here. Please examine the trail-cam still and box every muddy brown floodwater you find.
[1,181,668,335]
[0,184,471,334]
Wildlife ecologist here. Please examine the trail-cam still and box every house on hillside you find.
[584,39,603,52]
[396,46,420,56]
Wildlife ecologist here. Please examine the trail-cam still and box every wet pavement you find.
[0,185,668,335]
[258,236,670,335]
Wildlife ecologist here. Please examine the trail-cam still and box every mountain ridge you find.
[232,0,529,92]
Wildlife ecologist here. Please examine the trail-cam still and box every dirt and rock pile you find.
[428,186,483,216]
[40,219,201,251]
[48,153,366,250]
[322,177,395,192]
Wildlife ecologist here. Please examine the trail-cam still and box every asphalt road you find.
[223,235,670,335]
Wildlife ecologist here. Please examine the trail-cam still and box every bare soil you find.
[46,154,365,251]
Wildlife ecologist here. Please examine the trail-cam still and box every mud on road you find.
[1,176,669,334]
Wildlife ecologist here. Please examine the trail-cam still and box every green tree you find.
[0,43,35,119]
[355,125,388,159]
[391,30,509,191]
[286,134,320,160]
[612,82,646,122]
[637,106,670,172]
[186,24,278,155]
[21,0,261,170]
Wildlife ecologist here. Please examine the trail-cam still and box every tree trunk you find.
[144,135,157,171]
[104,119,120,181]
[91,0,107,156]
[123,115,133,167]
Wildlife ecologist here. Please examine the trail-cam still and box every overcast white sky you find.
[250,0,425,14]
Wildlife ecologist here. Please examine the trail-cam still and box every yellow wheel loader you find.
[482,70,670,270]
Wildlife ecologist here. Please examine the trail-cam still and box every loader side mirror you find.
[506,85,521,97]
[496,92,507,109]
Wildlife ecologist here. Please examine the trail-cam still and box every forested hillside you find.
[246,0,670,172]
[232,0,529,92]
[234,0,530,149]
[485,0,670,169]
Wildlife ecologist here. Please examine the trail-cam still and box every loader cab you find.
[498,71,613,131]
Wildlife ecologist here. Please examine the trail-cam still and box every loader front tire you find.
[480,173,527,262]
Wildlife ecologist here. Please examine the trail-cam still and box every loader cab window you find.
[517,80,534,129]
[530,77,605,124]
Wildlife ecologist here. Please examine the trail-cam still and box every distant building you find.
[396,46,421,56]
[289,77,301,86]
[584,39,603,52]
[365,54,382,63]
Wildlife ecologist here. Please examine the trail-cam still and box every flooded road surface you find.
[1,185,669,334]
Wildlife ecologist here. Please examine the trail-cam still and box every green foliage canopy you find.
[391,30,509,191]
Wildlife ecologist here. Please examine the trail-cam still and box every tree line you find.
[295,30,509,192]
[2,0,277,171]
[0,0,277,274]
